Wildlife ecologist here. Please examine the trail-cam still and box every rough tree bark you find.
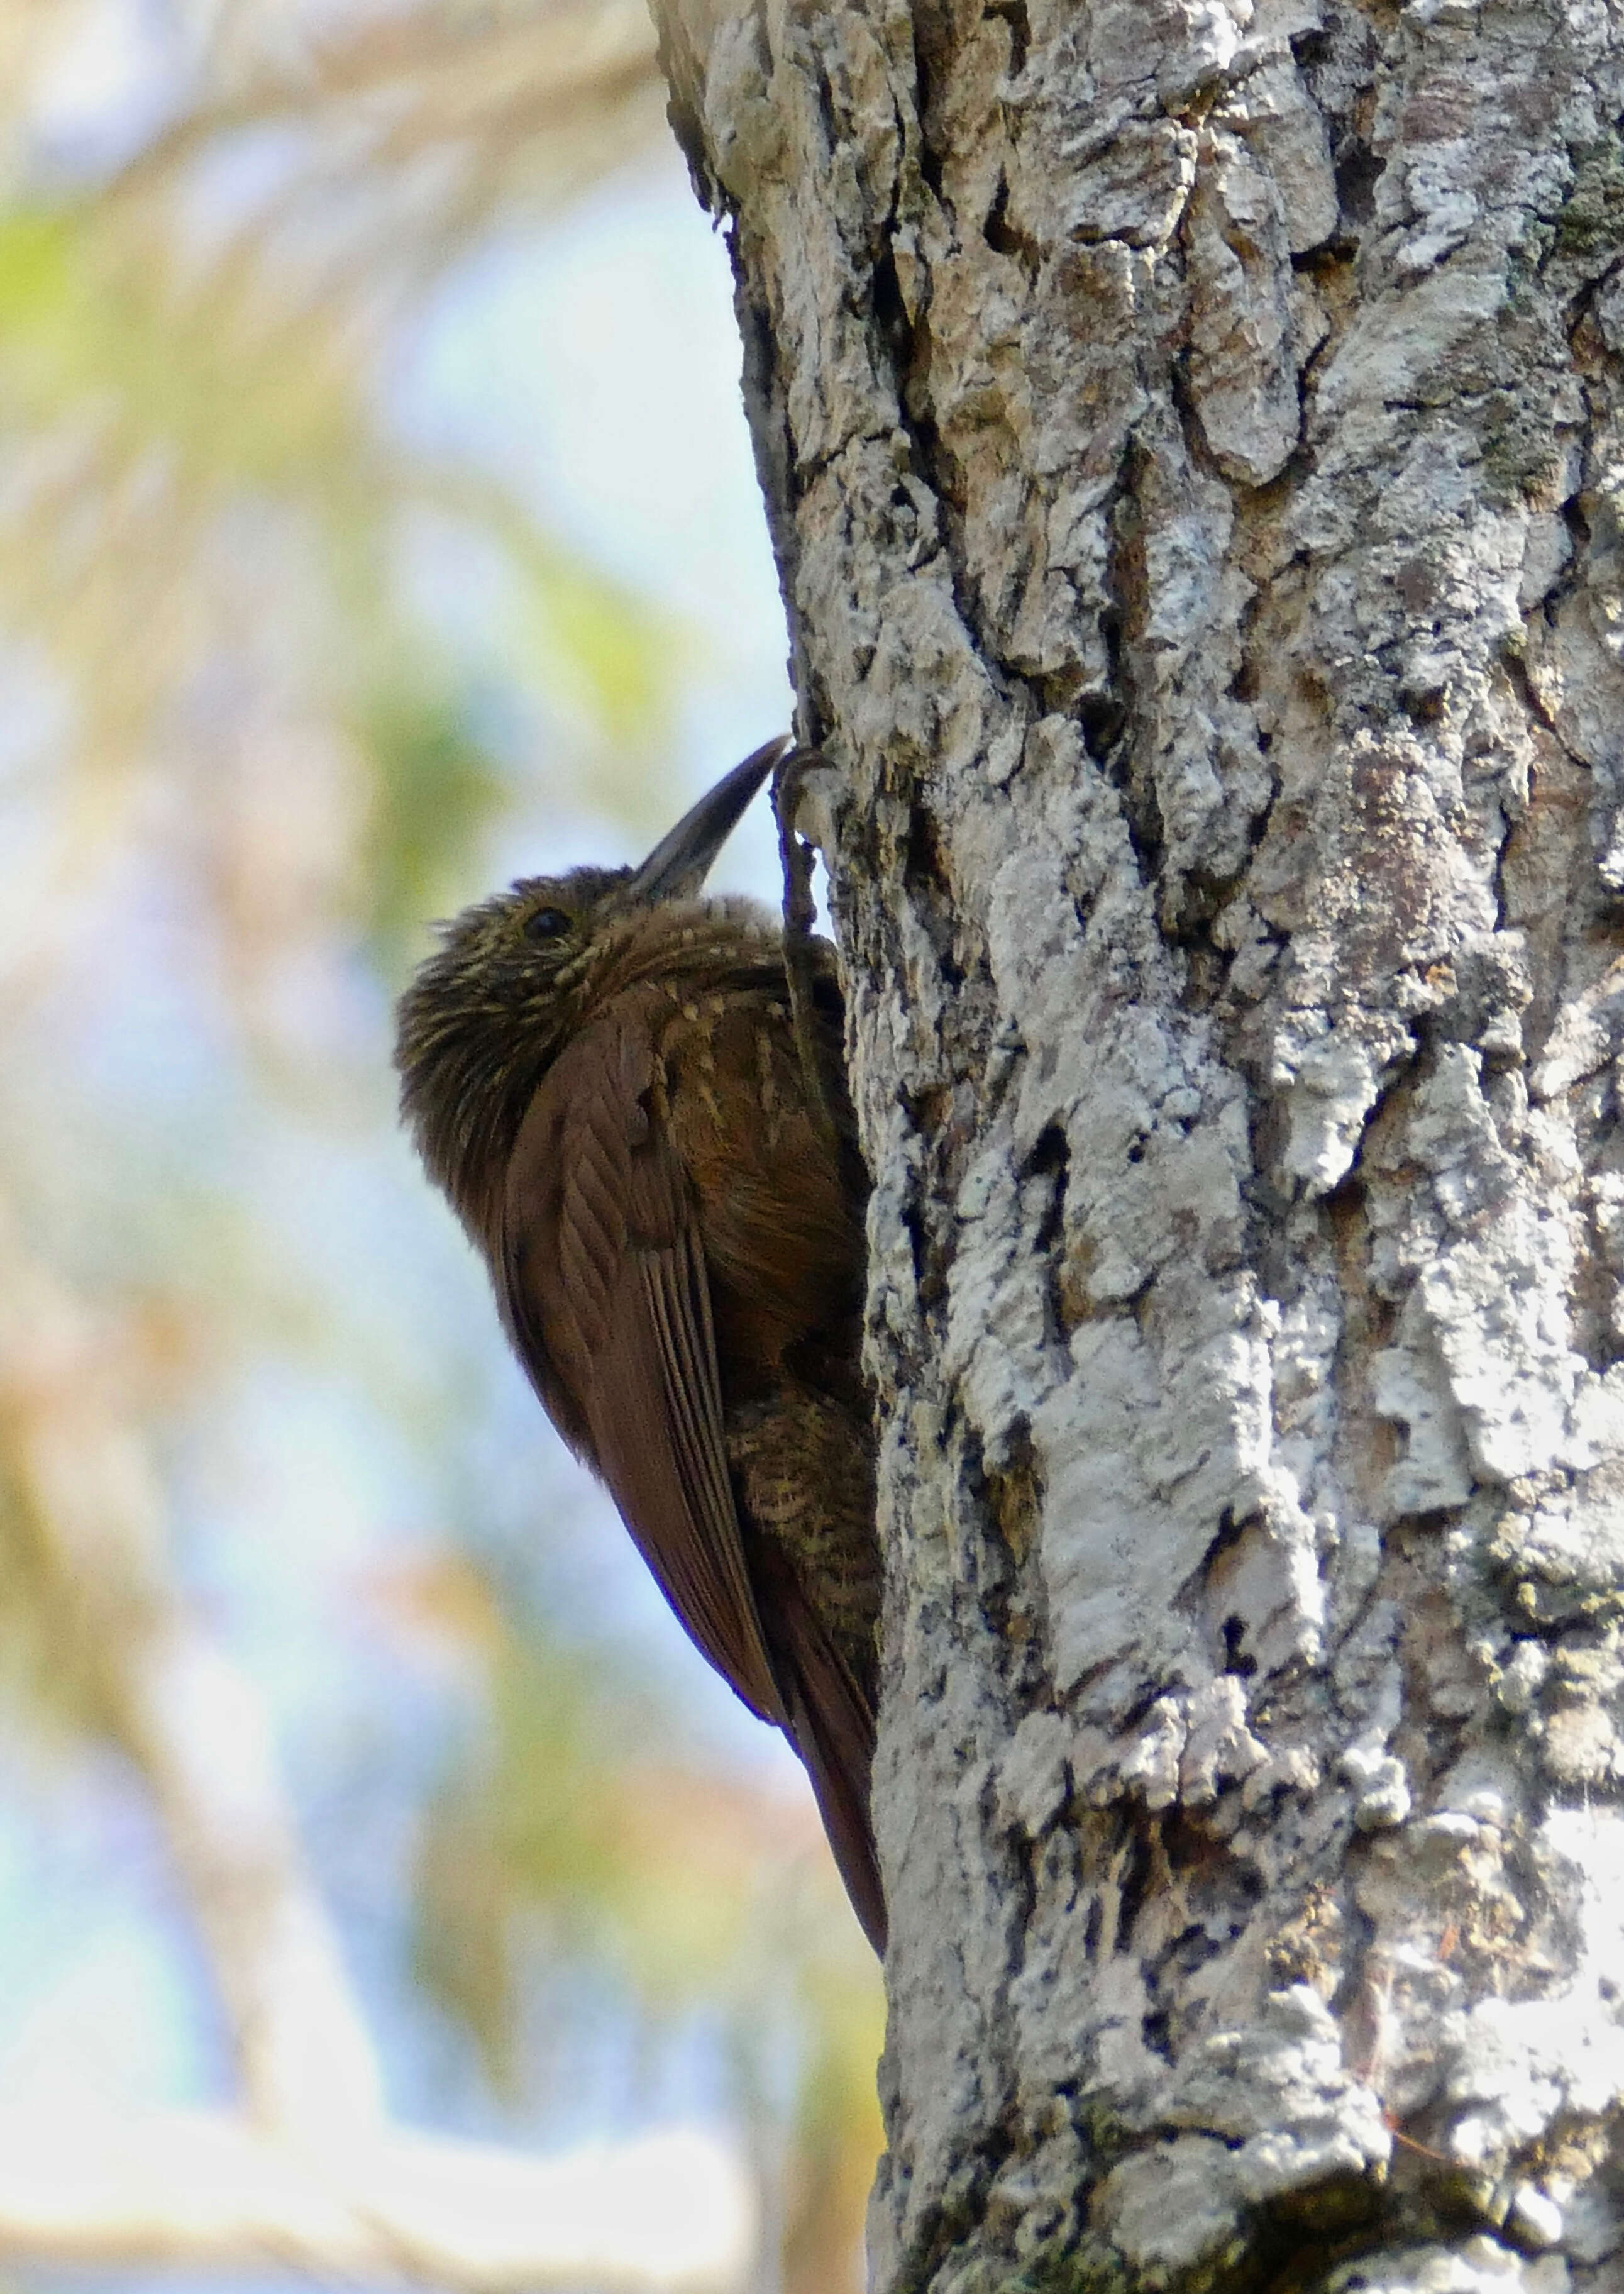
[653,0,1624,2288]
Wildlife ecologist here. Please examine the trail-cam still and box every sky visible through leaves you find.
[0,6,879,2290]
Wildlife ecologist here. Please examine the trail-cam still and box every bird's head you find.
[394,736,787,1231]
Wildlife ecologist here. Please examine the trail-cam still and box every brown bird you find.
[394,741,883,1951]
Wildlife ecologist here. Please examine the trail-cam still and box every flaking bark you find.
[655,0,1624,2286]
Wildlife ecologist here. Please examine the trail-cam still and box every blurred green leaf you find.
[0,11,870,2288]
[355,677,509,972]
[411,1577,882,2280]
[0,203,369,482]
[504,523,669,743]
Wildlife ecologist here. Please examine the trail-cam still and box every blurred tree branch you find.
[114,3,667,260]
[0,7,880,2288]
[0,2107,751,2290]
[0,1207,753,2291]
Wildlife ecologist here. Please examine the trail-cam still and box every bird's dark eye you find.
[524,906,572,943]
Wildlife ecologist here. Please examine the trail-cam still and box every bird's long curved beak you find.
[626,736,790,904]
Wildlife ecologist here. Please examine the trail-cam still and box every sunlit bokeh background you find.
[0,6,883,2290]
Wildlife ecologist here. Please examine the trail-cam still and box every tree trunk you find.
[655,0,1624,2285]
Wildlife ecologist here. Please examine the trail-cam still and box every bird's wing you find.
[751,1542,886,1953]
[499,1012,783,1726]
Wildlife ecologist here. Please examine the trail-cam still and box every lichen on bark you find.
[653,0,1624,2285]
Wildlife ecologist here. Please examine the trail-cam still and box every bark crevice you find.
[654,0,1624,2281]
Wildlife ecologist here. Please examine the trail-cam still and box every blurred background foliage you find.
[0,3,881,2290]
